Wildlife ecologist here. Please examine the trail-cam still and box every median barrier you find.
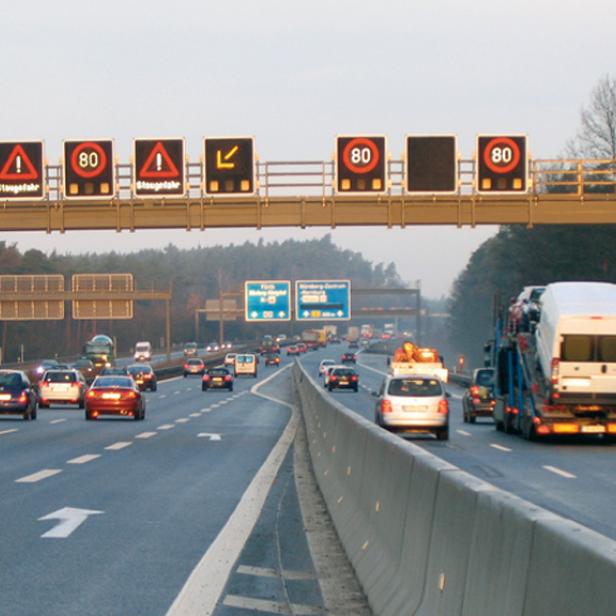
[292,361,616,616]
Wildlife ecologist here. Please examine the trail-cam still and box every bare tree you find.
[568,75,616,159]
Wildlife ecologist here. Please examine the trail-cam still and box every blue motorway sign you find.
[244,280,291,322]
[295,280,351,321]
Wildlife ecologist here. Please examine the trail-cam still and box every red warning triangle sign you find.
[0,144,39,180]
[139,142,180,179]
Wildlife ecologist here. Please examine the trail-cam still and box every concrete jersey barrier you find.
[292,361,616,616]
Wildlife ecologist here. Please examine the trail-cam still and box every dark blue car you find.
[0,370,38,420]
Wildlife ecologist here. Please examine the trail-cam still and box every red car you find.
[296,343,308,353]
[287,345,300,356]
[184,358,205,377]
[85,376,145,421]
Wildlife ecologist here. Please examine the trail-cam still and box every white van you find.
[234,353,257,378]
[134,341,152,362]
[535,282,616,402]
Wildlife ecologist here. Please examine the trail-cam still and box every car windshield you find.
[388,378,442,397]
[0,372,21,387]
[74,360,92,368]
[45,371,77,383]
[332,368,355,377]
[475,370,495,387]
[529,288,545,302]
[187,359,203,365]
[135,344,150,351]
[128,365,151,375]
[208,369,229,376]
[185,343,197,350]
[93,377,134,389]
[236,355,254,363]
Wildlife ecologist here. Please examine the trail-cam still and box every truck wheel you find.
[504,415,514,434]
[436,428,449,441]
[495,419,504,432]
[522,416,536,441]
[469,415,476,424]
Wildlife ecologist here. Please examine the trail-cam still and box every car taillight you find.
[380,399,393,413]
[71,382,80,389]
[224,375,232,382]
[86,390,98,399]
[551,358,560,385]
[143,373,152,379]
[202,375,210,381]
[124,391,138,399]
[438,399,449,414]
[184,364,190,370]
[470,386,480,395]
[351,375,358,381]
[472,397,481,404]
[18,392,28,404]
[329,375,337,381]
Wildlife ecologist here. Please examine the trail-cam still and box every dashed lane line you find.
[16,469,62,483]
[543,465,577,479]
[135,431,157,439]
[105,441,132,451]
[489,443,512,453]
[236,564,316,581]
[67,454,101,465]
[175,418,190,424]
[174,390,181,395]
[159,395,167,399]
[456,430,472,437]
[0,428,19,436]
[189,413,201,418]
[157,424,175,431]
[222,595,322,615]
[49,419,67,425]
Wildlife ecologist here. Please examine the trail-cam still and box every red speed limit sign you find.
[477,135,528,193]
[336,135,387,193]
[63,139,115,199]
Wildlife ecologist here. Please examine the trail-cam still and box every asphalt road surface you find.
[298,346,616,540]
[1,354,371,616]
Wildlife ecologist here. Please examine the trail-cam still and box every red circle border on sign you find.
[70,142,107,179]
[483,137,521,174]
[342,138,380,174]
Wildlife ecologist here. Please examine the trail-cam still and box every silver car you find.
[374,374,449,440]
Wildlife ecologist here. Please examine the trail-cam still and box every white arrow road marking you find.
[105,441,132,451]
[67,454,101,465]
[38,507,103,539]
[0,428,19,436]
[197,433,222,441]
[16,469,62,483]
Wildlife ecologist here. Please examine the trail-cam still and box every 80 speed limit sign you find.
[477,135,528,193]
[336,135,387,193]
[63,139,115,199]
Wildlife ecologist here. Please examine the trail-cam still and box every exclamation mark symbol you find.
[16,155,22,174]
[156,153,162,171]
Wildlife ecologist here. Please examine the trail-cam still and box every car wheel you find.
[469,415,476,424]
[22,410,31,421]
[353,386,358,392]
[229,386,234,392]
[328,385,334,392]
[183,373,187,378]
[85,411,93,421]
[38,401,49,409]
[495,419,504,432]
[202,386,207,392]
[151,383,157,392]
[78,398,85,409]
[436,428,449,441]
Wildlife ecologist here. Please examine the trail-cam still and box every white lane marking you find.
[489,444,512,453]
[135,431,157,439]
[157,424,175,430]
[158,376,184,384]
[49,419,67,425]
[67,454,101,465]
[0,428,19,436]
[39,507,103,539]
[250,363,292,394]
[456,430,472,437]
[159,395,167,399]
[200,408,210,413]
[355,358,388,377]
[176,418,190,424]
[237,565,316,581]
[223,595,322,615]
[450,393,463,400]
[16,469,62,483]
[543,465,577,479]
[174,390,181,395]
[168,365,297,616]
[105,441,132,451]
[210,404,220,409]
[189,413,201,418]
[197,433,222,441]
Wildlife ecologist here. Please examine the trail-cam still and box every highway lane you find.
[299,345,616,541]
[0,356,321,616]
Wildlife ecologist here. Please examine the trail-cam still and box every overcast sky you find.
[2,0,614,297]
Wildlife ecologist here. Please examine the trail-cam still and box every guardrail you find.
[292,362,616,615]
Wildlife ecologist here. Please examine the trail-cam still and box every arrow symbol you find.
[198,433,222,441]
[216,146,239,169]
[38,507,104,539]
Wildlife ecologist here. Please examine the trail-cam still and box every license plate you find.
[582,425,606,434]
[0,393,11,401]
[404,405,428,412]
[213,378,222,382]
[102,392,121,400]
[52,384,70,392]
[339,379,349,384]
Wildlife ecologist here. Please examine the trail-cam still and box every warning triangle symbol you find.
[139,142,180,179]
[0,144,39,180]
